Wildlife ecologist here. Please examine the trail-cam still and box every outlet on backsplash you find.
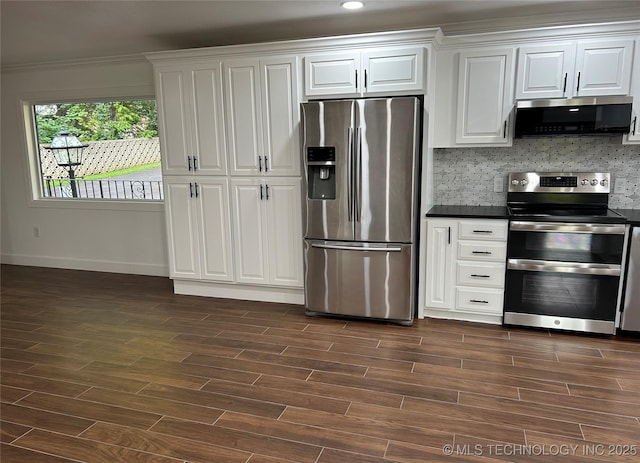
[614,177,628,194]
[493,175,504,193]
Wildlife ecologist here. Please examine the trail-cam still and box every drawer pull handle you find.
[470,299,489,304]
[472,230,493,234]
[471,251,492,255]
[470,274,491,278]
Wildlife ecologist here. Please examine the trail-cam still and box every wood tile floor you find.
[1,264,640,462]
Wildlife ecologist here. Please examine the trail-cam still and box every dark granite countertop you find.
[427,206,640,224]
[426,205,510,219]
[616,209,640,226]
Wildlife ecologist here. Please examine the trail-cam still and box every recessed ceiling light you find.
[342,1,364,10]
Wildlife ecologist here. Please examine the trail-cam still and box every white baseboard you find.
[0,253,169,277]
[423,307,502,325]
[173,279,304,305]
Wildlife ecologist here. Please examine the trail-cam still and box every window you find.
[31,99,163,201]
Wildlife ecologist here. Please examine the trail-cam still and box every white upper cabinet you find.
[575,39,634,97]
[515,43,576,99]
[455,47,515,145]
[624,39,640,144]
[155,62,227,175]
[224,56,300,176]
[515,39,635,99]
[304,46,426,98]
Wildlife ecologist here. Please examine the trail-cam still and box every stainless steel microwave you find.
[514,96,633,137]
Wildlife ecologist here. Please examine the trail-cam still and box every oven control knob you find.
[520,179,528,185]
[600,179,608,187]
[581,179,589,186]
[511,179,520,185]
[591,179,599,186]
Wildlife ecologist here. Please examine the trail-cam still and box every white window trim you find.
[18,85,163,212]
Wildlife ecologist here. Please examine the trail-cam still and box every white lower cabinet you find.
[164,177,234,281]
[230,178,303,288]
[423,217,508,324]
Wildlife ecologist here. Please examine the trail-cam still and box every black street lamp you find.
[48,131,87,198]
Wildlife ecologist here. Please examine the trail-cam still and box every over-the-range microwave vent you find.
[514,96,633,138]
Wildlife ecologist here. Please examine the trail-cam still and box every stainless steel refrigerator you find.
[301,97,422,325]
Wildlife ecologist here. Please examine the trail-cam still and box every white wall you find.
[1,58,169,276]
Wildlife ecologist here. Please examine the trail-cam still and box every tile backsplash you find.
[434,136,640,209]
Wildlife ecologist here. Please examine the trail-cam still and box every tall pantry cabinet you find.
[223,56,303,288]
[149,52,304,303]
[154,62,234,283]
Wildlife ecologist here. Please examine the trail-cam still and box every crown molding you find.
[1,53,149,74]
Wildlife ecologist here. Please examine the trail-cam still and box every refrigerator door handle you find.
[355,127,361,222]
[347,128,354,222]
[311,242,402,252]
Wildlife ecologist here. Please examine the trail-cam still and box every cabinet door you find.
[515,43,575,99]
[195,179,234,281]
[164,180,199,279]
[624,39,640,144]
[424,219,457,310]
[156,64,227,175]
[156,66,192,175]
[264,179,303,287]
[575,39,635,97]
[304,52,360,97]
[260,57,300,176]
[362,46,426,94]
[230,179,268,284]
[189,64,227,175]
[456,48,515,145]
[224,60,263,175]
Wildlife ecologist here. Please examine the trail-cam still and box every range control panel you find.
[508,172,611,193]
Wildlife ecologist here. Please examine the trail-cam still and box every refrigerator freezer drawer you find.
[304,240,415,323]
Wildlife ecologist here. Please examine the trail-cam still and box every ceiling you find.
[2,0,640,69]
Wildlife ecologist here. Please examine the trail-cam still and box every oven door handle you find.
[507,259,621,276]
[509,221,626,235]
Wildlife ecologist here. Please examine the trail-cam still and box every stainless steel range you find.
[504,172,628,335]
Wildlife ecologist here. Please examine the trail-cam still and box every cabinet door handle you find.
[503,120,507,138]
[355,69,358,90]
[576,72,581,92]
[194,183,199,198]
[470,299,489,304]
[472,251,492,255]
[265,184,270,200]
[258,156,263,172]
[193,157,198,171]
[562,73,567,94]
[189,182,193,198]
[187,156,192,171]
[633,116,637,135]
[259,184,264,200]
[364,69,368,90]
[264,156,269,172]
[448,226,451,245]
[470,274,491,278]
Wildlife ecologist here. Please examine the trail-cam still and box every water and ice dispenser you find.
[306,146,336,200]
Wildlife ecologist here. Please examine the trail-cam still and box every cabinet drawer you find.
[459,220,508,241]
[456,262,505,288]
[456,287,504,315]
[458,241,506,262]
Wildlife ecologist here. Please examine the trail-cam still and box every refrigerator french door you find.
[301,97,421,324]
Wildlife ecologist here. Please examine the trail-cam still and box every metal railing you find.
[43,176,164,200]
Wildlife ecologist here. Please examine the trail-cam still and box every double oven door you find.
[504,221,627,334]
